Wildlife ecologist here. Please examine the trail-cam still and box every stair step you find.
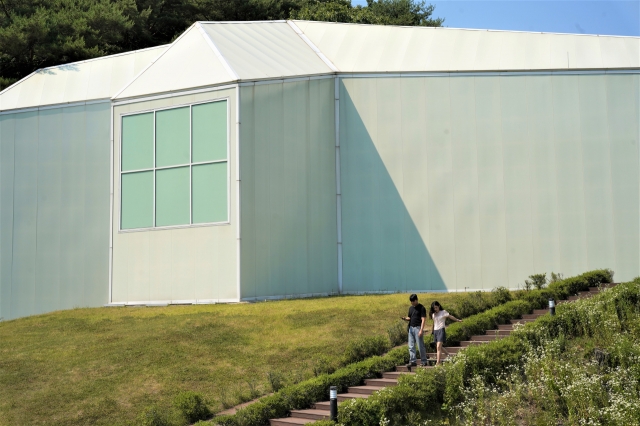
[485,330,511,336]
[383,371,414,379]
[533,309,548,315]
[459,340,488,346]
[269,417,316,425]
[497,324,514,330]
[509,318,535,324]
[290,409,331,420]
[347,386,385,395]
[567,295,580,301]
[471,334,504,341]
[521,314,542,320]
[337,393,369,402]
[396,364,433,372]
[314,400,345,410]
[365,378,398,387]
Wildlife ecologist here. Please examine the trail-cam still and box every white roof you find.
[2,20,638,109]
[295,21,640,72]
[0,45,167,111]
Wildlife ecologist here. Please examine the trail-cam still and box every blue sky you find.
[351,1,640,36]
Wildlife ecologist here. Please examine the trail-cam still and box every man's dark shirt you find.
[408,303,427,328]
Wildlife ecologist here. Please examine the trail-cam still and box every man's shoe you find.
[406,362,417,368]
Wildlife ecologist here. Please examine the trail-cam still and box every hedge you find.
[213,347,408,426]
[337,272,630,426]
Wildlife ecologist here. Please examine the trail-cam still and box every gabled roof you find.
[0,45,167,112]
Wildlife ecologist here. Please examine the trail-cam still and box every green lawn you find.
[0,292,469,426]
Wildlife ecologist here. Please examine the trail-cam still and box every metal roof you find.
[0,44,167,112]
[294,20,640,72]
[1,20,638,109]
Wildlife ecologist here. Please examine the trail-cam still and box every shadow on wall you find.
[340,86,446,293]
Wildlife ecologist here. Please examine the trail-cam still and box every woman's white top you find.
[432,310,449,330]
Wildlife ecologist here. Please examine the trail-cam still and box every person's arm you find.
[448,314,463,323]
[419,316,425,337]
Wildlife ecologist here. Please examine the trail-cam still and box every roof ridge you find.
[286,20,339,72]
[195,22,239,81]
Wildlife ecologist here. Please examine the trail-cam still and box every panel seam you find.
[196,22,240,81]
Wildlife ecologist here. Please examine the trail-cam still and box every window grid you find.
[120,100,228,231]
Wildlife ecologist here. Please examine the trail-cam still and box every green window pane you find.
[192,162,228,223]
[156,167,190,227]
[156,107,190,167]
[122,113,153,171]
[192,101,227,162]
[121,171,153,229]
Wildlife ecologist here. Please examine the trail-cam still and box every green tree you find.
[290,0,444,26]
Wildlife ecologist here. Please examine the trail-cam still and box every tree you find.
[290,0,444,27]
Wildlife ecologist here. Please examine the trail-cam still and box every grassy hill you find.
[0,291,489,426]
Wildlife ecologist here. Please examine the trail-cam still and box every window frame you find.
[119,97,231,232]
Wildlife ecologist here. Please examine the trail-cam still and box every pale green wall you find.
[112,88,238,303]
[240,78,338,299]
[0,103,111,320]
[339,74,639,291]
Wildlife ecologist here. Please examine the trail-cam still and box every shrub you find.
[173,391,211,423]
[387,320,406,347]
[491,286,512,306]
[312,354,337,377]
[267,371,286,392]
[528,273,547,290]
[136,405,171,426]
[341,335,390,365]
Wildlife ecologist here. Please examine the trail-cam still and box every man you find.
[401,294,428,367]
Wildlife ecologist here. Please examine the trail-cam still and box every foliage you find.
[0,0,443,89]
[341,335,391,365]
[290,0,444,27]
[135,405,172,426]
[214,347,408,426]
[266,370,286,392]
[336,271,632,426]
[387,319,407,347]
[173,391,211,423]
[490,286,512,306]
[526,273,547,290]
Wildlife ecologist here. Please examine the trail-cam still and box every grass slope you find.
[0,292,470,426]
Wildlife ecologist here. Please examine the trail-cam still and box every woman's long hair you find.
[429,301,443,319]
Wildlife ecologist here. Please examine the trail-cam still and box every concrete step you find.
[290,409,330,420]
[383,371,414,379]
[365,378,398,387]
[269,417,316,425]
[337,393,369,402]
[459,340,488,347]
[347,385,385,395]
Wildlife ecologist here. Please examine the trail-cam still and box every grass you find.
[0,291,471,426]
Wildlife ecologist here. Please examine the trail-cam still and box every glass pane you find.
[121,171,153,229]
[192,101,227,162]
[156,167,190,226]
[122,113,153,171]
[192,162,228,223]
[156,107,190,167]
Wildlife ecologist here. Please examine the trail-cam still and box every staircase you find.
[268,283,617,425]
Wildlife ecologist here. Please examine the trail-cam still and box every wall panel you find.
[240,79,337,299]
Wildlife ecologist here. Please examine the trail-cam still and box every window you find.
[120,100,228,230]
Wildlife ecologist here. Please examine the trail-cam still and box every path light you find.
[330,386,338,421]
[549,298,556,316]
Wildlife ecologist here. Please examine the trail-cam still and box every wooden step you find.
[269,417,316,425]
[567,295,580,301]
[509,318,536,324]
[384,370,416,378]
[337,393,368,402]
[533,309,548,315]
[314,400,344,410]
[383,371,414,379]
[347,385,385,395]
[365,378,398,387]
[396,364,433,372]
[521,314,542,320]
[471,334,504,341]
[290,409,330,420]
[497,324,514,330]
[459,340,487,346]
[484,329,511,336]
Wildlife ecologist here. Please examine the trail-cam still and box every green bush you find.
[491,286,512,306]
[387,320,407,347]
[136,405,172,426]
[341,335,390,365]
[173,391,211,423]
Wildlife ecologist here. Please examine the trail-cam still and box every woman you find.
[430,301,462,365]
